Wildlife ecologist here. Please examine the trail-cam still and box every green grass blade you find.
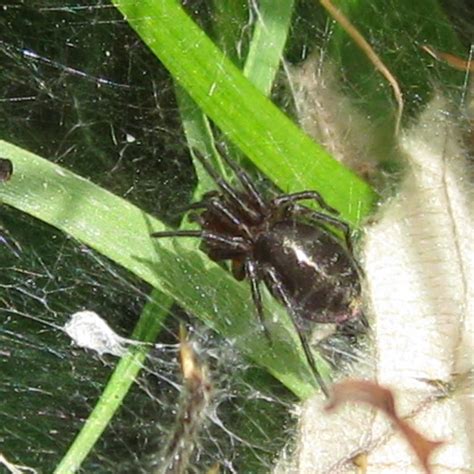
[55,83,209,474]
[176,1,297,199]
[112,0,377,223]
[243,0,295,96]
[175,85,227,193]
[210,0,250,66]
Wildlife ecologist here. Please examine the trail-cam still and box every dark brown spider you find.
[152,151,363,397]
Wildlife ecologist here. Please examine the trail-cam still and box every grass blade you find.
[112,0,376,223]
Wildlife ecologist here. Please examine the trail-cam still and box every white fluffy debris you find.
[276,95,473,473]
[64,310,129,356]
[287,53,382,178]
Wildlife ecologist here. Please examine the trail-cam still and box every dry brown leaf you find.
[326,380,444,474]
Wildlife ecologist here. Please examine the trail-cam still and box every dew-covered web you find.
[1,1,473,473]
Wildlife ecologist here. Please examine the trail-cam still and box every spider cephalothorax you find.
[152,151,363,396]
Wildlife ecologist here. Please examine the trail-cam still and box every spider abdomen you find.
[255,220,361,324]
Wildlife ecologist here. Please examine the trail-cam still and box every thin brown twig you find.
[319,0,404,136]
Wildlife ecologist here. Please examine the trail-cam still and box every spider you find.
[152,151,363,397]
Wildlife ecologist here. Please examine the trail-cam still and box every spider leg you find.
[151,229,249,252]
[207,198,254,239]
[151,230,203,238]
[272,191,339,215]
[189,200,253,240]
[296,208,364,277]
[297,207,365,279]
[176,193,253,239]
[184,201,211,212]
[245,259,272,342]
[172,193,218,214]
[263,266,330,398]
[217,149,267,213]
[294,207,355,256]
[193,152,261,222]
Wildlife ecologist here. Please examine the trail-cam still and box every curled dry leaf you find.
[287,53,381,182]
[326,380,444,474]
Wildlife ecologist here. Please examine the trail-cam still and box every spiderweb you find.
[0,1,472,473]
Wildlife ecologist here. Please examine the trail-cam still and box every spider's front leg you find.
[151,229,249,254]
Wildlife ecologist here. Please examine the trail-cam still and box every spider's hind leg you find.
[292,207,362,273]
[272,191,340,216]
[262,266,330,398]
[245,259,272,343]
